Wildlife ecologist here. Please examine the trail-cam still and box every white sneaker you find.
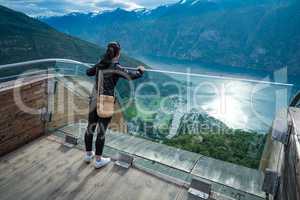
[84,151,94,163]
[94,157,111,169]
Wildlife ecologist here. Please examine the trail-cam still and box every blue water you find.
[133,55,294,134]
[135,55,273,80]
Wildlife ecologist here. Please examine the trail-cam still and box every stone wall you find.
[0,77,48,156]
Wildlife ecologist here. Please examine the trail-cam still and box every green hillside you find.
[0,5,143,67]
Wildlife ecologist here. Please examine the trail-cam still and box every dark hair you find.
[102,42,121,63]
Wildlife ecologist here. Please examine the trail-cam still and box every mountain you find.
[177,109,229,135]
[0,5,144,67]
[42,0,300,72]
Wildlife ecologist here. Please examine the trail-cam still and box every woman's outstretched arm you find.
[115,64,145,80]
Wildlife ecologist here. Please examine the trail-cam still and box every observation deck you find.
[0,59,299,200]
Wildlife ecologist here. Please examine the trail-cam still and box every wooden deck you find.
[0,136,188,200]
[58,123,265,200]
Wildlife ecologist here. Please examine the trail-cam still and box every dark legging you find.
[84,105,112,156]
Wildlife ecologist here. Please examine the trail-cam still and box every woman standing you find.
[84,42,145,168]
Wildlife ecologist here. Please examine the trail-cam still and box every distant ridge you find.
[0,5,144,67]
[42,0,300,72]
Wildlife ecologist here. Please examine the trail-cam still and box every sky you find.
[0,0,178,17]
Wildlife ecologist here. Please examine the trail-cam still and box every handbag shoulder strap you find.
[97,69,103,95]
[97,63,117,97]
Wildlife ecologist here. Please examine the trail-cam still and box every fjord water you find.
[134,55,293,134]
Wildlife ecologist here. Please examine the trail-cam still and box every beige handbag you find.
[96,71,115,118]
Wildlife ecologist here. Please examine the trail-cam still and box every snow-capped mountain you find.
[41,0,300,72]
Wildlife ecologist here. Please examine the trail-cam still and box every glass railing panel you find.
[0,59,292,172]
[54,60,91,77]
[0,59,93,134]
[48,63,292,172]
[0,59,93,83]
[0,59,295,199]
[46,61,93,133]
[46,75,92,133]
[115,70,293,170]
[0,60,56,83]
[1,59,293,197]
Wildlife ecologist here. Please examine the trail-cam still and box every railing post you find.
[44,67,56,134]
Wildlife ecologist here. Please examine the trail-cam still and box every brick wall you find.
[0,77,48,156]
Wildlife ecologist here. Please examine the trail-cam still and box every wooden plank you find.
[0,136,189,200]
[0,140,66,195]
[53,164,116,200]
[88,166,183,200]
[44,159,99,200]
[0,142,79,200]
[175,188,189,200]
[18,149,84,200]
[45,150,186,200]
[0,139,59,182]
[0,137,52,171]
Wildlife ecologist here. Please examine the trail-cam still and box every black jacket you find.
[86,60,144,96]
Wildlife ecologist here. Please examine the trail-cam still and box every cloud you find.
[0,0,178,17]
[130,0,177,8]
[95,0,142,10]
